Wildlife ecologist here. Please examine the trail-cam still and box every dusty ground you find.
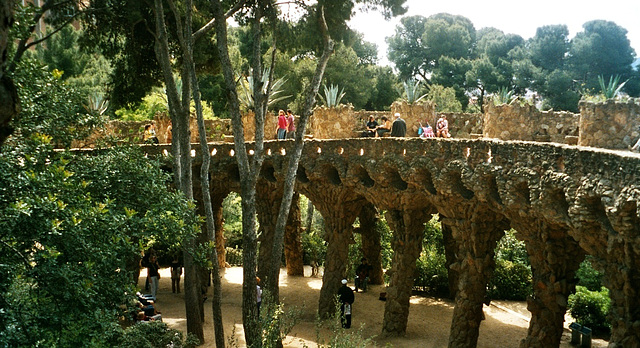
[142,267,607,347]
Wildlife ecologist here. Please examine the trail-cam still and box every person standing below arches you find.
[276,110,287,140]
[337,279,355,328]
[147,254,160,298]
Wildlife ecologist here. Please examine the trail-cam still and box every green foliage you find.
[487,259,532,300]
[576,256,604,291]
[319,84,346,107]
[223,193,244,249]
[115,91,168,121]
[302,229,327,267]
[84,92,110,116]
[568,286,611,334]
[414,216,449,296]
[426,84,463,112]
[10,58,103,148]
[118,321,199,348]
[259,291,301,348]
[237,66,291,112]
[493,86,516,105]
[311,299,374,348]
[494,229,529,265]
[597,74,627,99]
[397,78,428,104]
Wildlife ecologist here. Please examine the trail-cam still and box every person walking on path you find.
[337,279,355,328]
[390,112,406,137]
[170,254,182,294]
[147,254,160,298]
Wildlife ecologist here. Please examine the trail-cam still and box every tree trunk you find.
[0,0,18,147]
[266,5,336,308]
[358,202,383,285]
[381,209,429,336]
[214,203,227,268]
[211,1,264,345]
[152,0,201,342]
[284,193,304,276]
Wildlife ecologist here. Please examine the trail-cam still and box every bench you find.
[569,322,592,347]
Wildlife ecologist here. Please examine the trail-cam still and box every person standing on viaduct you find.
[390,112,406,137]
[276,109,287,139]
[286,109,296,139]
[337,279,355,328]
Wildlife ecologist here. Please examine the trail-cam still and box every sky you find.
[348,0,640,66]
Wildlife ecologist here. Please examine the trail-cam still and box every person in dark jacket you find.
[390,112,406,137]
[337,279,355,328]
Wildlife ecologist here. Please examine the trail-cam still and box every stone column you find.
[284,192,304,276]
[444,207,508,348]
[313,194,365,318]
[357,202,384,285]
[602,260,640,347]
[513,221,584,348]
[381,209,430,336]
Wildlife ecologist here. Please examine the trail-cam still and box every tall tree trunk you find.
[179,0,226,342]
[265,5,335,302]
[152,0,201,342]
[214,203,227,268]
[211,1,264,346]
[0,0,18,147]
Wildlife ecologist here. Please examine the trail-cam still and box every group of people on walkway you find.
[276,109,296,139]
[364,113,407,137]
[363,113,451,139]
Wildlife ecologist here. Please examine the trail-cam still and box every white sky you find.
[348,0,640,66]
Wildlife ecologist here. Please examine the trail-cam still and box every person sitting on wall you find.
[363,115,378,137]
[375,116,391,137]
[390,112,406,137]
[419,122,435,138]
[436,115,451,138]
[143,123,159,144]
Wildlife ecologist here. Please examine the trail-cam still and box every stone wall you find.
[390,100,436,137]
[73,114,233,147]
[483,99,579,143]
[578,98,640,149]
[310,104,358,139]
[440,112,482,138]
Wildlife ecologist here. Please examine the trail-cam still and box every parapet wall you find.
[390,101,436,137]
[310,104,357,139]
[579,99,640,149]
[484,99,579,143]
[441,112,482,138]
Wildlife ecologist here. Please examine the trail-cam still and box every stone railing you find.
[483,99,579,144]
[579,98,640,149]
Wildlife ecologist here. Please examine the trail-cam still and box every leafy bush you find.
[118,321,199,348]
[487,259,532,300]
[568,286,611,334]
[414,216,449,296]
[495,229,529,266]
[115,91,168,121]
[576,256,604,291]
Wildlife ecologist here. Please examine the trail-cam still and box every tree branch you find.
[192,0,247,42]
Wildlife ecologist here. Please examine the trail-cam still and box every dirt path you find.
[144,267,607,347]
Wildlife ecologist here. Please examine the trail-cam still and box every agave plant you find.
[598,75,627,99]
[83,92,109,116]
[493,86,516,105]
[396,78,428,104]
[238,67,290,111]
[318,84,346,107]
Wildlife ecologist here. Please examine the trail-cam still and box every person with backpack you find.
[337,279,355,328]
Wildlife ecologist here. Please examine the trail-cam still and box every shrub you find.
[568,286,611,334]
[487,259,532,300]
[118,321,199,348]
[575,256,603,291]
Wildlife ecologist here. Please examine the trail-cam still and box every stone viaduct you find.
[144,133,640,348]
